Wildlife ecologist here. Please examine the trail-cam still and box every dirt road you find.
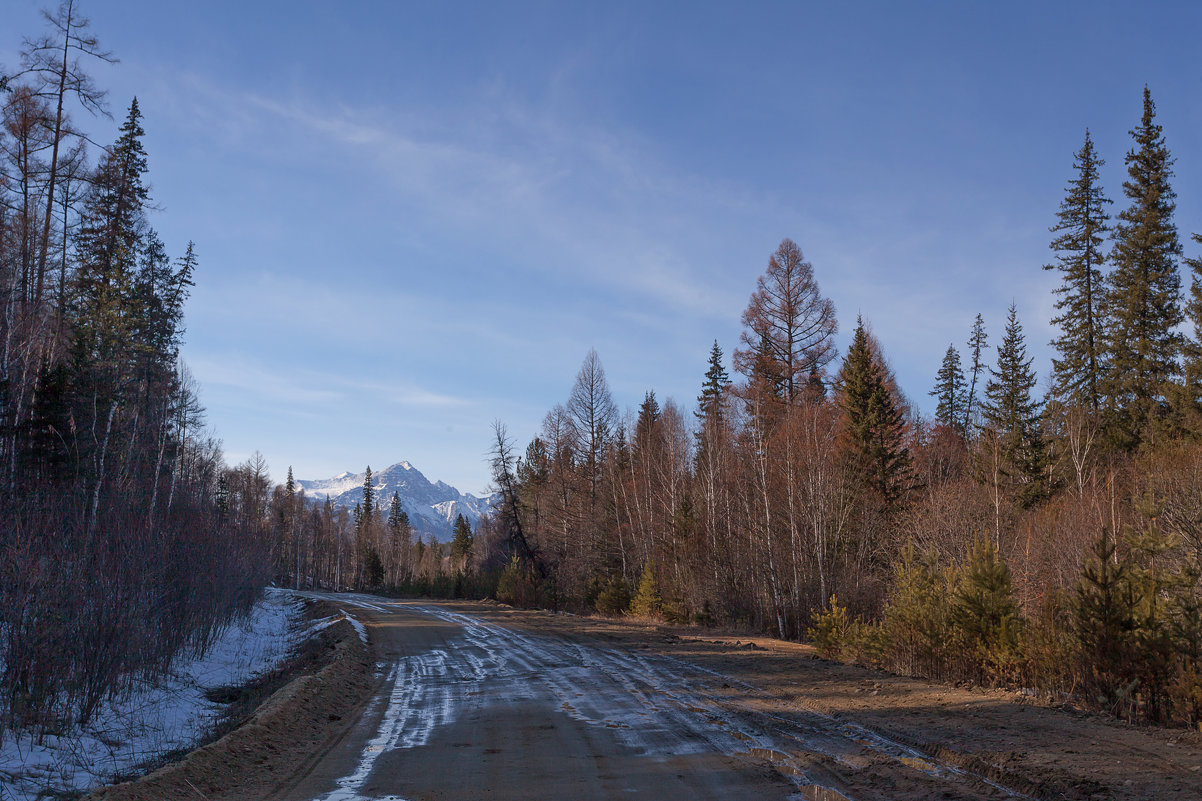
[262,595,1202,801]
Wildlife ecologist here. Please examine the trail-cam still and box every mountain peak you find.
[296,459,498,542]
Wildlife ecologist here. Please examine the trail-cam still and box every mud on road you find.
[95,595,1202,800]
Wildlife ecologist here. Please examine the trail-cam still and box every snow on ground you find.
[0,588,306,801]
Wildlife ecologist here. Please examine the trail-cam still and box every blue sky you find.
[4,1,1202,493]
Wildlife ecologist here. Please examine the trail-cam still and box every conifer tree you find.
[387,491,407,539]
[1103,87,1183,443]
[695,340,732,461]
[746,331,786,406]
[980,304,1045,505]
[734,238,837,404]
[1075,533,1138,710]
[696,340,730,425]
[635,390,661,448]
[930,344,967,435]
[630,562,663,617]
[1173,232,1202,425]
[952,538,1022,681]
[361,465,375,525]
[1045,130,1111,411]
[838,318,911,509]
[70,98,152,525]
[450,513,473,564]
[964,314,988,433]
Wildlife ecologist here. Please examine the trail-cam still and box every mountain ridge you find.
[297,461,496,542]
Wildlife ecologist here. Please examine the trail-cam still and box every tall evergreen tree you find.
[70,98,152,525]
[930,343,967,435]
[361,465,375,525]
[387,491,403,532]
[980,304,1045,505]
[1172,232,1202,427]
[635,390,661,447]
[838,317,911,509]
[451,514,473,563]
[1103,87,1183,443]
[696,340,730,424]
[1045,130,1111,411]
[964,313,988,433]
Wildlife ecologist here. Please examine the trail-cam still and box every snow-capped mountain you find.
[297,461,497,542]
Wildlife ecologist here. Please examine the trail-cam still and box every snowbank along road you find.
[273,594,1073,801]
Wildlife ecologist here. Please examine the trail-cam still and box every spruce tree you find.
[70,99,153,525]
[1103,87,1183,443]
[361,465,375,523]
[1172,232,1202,427]
[387,491,403,533]
[838,318,911,509]
[1185,232,1202,358]
[1045,130,1111,412]
[952,538,1022,681]
[635,390,660,448]
[696,340,730,424]
[695,340,732,460]
[930,344,967,435]
[451,514,473,563]
[980,304,1045,505]
[964,314,988,433]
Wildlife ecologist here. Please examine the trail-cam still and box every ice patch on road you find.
[318,599,1034,801]
[0,588,305,801]
[316,602,824,801]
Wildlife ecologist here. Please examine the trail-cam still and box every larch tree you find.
[566,348,617,503]
[1045,129,1111,412]
[1103,87,1183,444]
[733,238,837,405]
[18,0,114,308]
[930,344,967,435]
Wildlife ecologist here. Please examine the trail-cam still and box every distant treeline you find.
[472,88,1202,727]
[0,6,270,736]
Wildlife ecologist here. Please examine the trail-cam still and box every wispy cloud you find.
[166,73,775,324]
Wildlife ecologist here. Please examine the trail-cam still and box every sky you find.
[4,1,1202,494]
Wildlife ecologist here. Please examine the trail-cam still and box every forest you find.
[278,86,1202,728]
[4,2,1202,749]
[0,5,272,737]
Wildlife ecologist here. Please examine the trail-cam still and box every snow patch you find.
[342,611,369,645]
[0,589,306,801]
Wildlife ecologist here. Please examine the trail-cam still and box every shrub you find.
[630,564,663,617]
[880,544,956,678]
[952,537,1023,683]
[495,556,542,608]
[808,596,883,663]
[594,574,633,615]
